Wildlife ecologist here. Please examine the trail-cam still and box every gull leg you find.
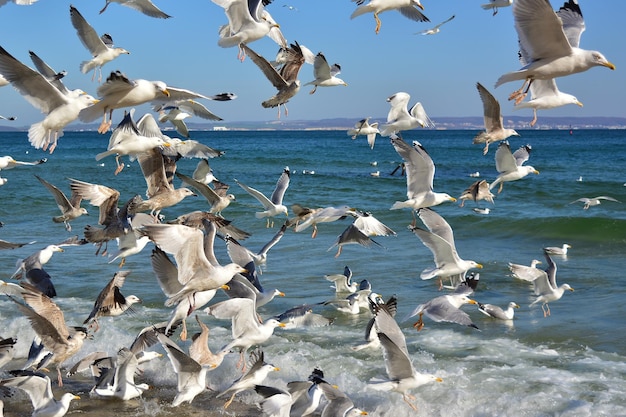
[530,110,538,127]
[404,394,418,411]
[374,12,381,34]
[334,246,342,258]
[413,313,424,331]
[311,226,318,239]
[498,182,504,194]
[309,86,317,95]
[545,304,551,317]
[180,319,188,341]
[118,257,126,268]
[57,368,63,386]
[483,142,490,155]
[114,155,125,175]
[223,393,236,409]
[284,104,289,117]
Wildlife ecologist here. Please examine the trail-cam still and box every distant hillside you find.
[1,116,625,132]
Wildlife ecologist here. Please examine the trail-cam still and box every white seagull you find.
[477,301,520,320]
[389,136,456,212]
[416,14,455,35]
[235,166,290,227]
[481,0,512,16]
[543,243,571,256]
[69,5,130,82]
[569,196,620,210]
[495,0,615,103]
[350,0,429,35]
[489,141,539,193]
[473,82,520,155]
[305,52,347,94]
[35,176,88,232]
[529,251,574,316]
[380,92,434,136]
[99,0,171,18]
[0,45,98,153]
[410,208,483,288]
[347,117,379,149]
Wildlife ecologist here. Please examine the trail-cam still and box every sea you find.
[0,128,625,417]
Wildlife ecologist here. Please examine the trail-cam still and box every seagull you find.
[235,166,290,227]
[495,0,615,103]
[216,348,279,409]
[83,270,141,331]
[409,208,483,288]
[69,5,130,82]
[416,14,455,35]
[481,0,512,16]
[10,283,89,386]
[156,332,211,406]
[389,136,456,212]
[27,51,68,93]
[212,0,283,59]
[155,99,225,138]
[368,297,442,410]
[543,243,571,256]
[294,205,356,238]
[241,42,305,118]
[0,336,16,370]
[78,70,233,134]
[0,45,99,153]
[404,290,479,331]
[35,176,88,232]
[224,223,286,274]
[569,196,620,210]
[254,384,292,417]
[304,52,347,94]
[477,301,520,320]
[188,314,227,369]
[347,117,379,149]
[94,110,170,175]
[458,180,495,208]
[69,178,139,256]
[318,381,368,417]
[529,251,574,316]
[286,368,330,416]
[325,265,357,293]
[192,159,218,184]
[176,173,236,216]
[513,39,583,126]
[11,243,65,293]
[107,212,155,267]
[350,0,429,35]
[473,82,520,155]
[143,223,246,307]
[509,259,543,281]
[99,0,171,19]
[329,213,392,258]
[204,298,286,371]
[380,92,434,136]
[489,141,539,193]
[0,370,80,417]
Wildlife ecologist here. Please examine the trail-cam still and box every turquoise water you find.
[1,128,625,416]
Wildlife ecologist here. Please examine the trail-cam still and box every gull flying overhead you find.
[416,14,455,35]
[458,180,495,208]
[569,196,620,210]
[241,42,305,118]
[347,117,380,149]
[380,92,434,136]
[495,0,615,103]
[155,98,227,138]
[481,0,512,16]
[99,0,171,19]
[235,166,290,227]
[83,270,141,331]
[489,141,539,193]
[176,172,236,216]
[473,82,520,155]
[69,5,130,82]
[0,45,99,153]
[36,175,88,232]
[409,208,483,288]
[389,136,456,212]
[304,52,347,94]
[350,0,429,34]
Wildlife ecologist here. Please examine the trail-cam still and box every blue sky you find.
[0,0,624,128]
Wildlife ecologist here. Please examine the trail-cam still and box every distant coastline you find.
[1,115,625,132]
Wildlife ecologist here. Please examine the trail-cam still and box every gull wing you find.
[494,141,518,173]
[312,53,332,80]
[476,82,503,132]
[241,44,288,90]
[176,172,220,206]
[70,5,109,55]
[390,136,435,198]
[235,179,273,210]
[270,168,290,205]
[377,332,414,381]
[556,0,585,48]
[513,0,572,62]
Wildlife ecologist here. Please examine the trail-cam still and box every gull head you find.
[591,52,615,70]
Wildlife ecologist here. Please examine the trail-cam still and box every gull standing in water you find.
[350,0,429,35]
[368,296,442,410]
[389,136,456,213]
[380,92,434,136]
[489,141,539,193]
[69,5,130,82]
[529,251,574,317]
[543,243,571,256]
[495,0,615,103]
[236,167,290,227]
[473,82,520,155]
